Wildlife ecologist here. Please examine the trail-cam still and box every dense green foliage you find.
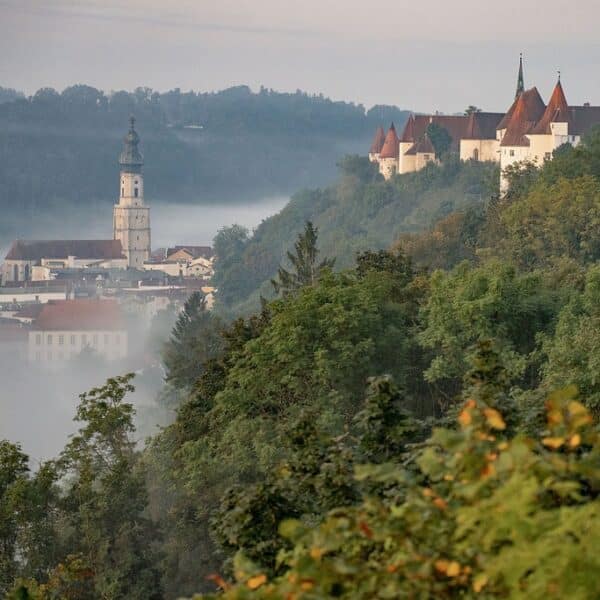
[0,84,408,240]
[213,155,498,313]
[5,129,600,598]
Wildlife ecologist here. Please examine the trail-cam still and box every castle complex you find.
[369,57,600,191]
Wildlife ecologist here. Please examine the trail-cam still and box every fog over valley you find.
[0,195,288,462]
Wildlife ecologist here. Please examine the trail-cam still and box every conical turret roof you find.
[369,126,386,154]
[119,116,144,172]
[379,123,400,159]
[500,87,546,147]
[400,114,417,142]
[531,77,571,134]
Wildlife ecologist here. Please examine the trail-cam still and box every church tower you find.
[113,116,151,268]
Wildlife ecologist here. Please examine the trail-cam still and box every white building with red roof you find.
[368,57,600,192]
[28,298,127,366]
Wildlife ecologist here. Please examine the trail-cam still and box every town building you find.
[28,298,127,367]
[369,57,600,191]
[1,240,126,285]
[143,245,214,279]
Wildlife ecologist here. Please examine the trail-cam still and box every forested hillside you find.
[0,84,408,240]
[212,155,498,312]
[5,132,600,599]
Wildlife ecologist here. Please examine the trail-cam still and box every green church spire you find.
[119,115,143,174]
[515,53,525,99]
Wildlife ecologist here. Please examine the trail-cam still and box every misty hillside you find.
[0,84,409,240]
[212,155,499,312]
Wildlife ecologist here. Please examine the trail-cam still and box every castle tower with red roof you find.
[368,126,386,162]
[378,123,400,179]
[364,57,600,191]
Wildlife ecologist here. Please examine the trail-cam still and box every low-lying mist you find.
[0,196,289,463]
[0,196,289,256]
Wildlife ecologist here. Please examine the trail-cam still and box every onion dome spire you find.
[515,53,525,99]
[119,115,143,173]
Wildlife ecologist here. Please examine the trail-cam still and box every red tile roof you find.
[415,135,435,154]
[463,112,505,139]
[400,115,417,143]
[500,87,546,147]
[369,126,386,154]
[570,106,600,136]
[379,123,400,159]
[166,245,213,260]
[400,114,501,151]
[5,240,125,261]
[531,80,570,134]
[33,299,125,331]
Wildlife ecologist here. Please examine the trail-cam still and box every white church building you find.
[1,118,152,285]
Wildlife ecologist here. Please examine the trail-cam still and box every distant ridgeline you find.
[0,84,409,234]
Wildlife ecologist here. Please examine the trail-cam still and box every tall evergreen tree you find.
[271,221,335,296]
[163,292,224,390]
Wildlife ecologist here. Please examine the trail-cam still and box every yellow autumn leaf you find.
[247,574,267,590]
[446,561,461,577]
[300,580,314,591]
[433,497,448,510]
[543,437,564,449]
[568,433,581,448]
[483,408,506,430]
[568,400,587,415]
[310,547,324,560]
[473,573,489,593]
[434,559,449,573]
[458,409,472,427]
[480,463,496,479]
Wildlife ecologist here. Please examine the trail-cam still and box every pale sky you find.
[1,0,600,113]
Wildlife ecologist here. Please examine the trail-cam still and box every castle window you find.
[510,150,515,157]
[59,335,64,346]
[70,335,76,345]
[544,152,552,161]
[473,148,479,161]
[47,334,53,345]
[121,187,124,197]
[134,187,139,197]
[35,334,41,345]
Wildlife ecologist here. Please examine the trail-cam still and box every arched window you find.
[24,264,30,280]
[473,148,479,161]
[134,187,139,198]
